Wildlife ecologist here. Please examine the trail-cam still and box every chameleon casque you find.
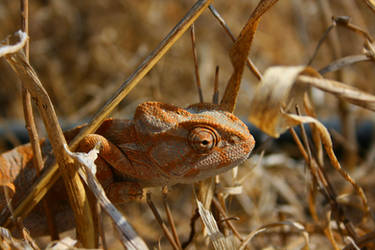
[0,101,255,233]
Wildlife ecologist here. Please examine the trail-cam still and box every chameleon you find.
[0,101,255,233]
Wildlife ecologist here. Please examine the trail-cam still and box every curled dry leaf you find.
[0,31,28,58]
[286,113,369,213]
[238,220,309,250]
[298,75,375,112]
[248,65,370,213]
[249,66,320,138]
[249,65,375,136]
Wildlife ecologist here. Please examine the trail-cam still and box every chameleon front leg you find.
[76,134,143,203]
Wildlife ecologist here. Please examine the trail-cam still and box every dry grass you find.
[1,0,375,249]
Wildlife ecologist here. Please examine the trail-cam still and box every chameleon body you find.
[0,101,254,224]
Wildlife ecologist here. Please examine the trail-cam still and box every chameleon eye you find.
[188,127,217,153]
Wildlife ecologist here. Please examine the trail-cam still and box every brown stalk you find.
[69,144,148,249]
[212,66,219,104]
[20,0,58,240]
[307,22,336,66]
[303,96,324,166]
[298,75,375,112]
[17,218,40,250]
[334,16,374,43]
[295,106,312,165]
[5,0,212,226]
[182,209,200,249]
[317,1,357,169]
[363,0,375,13]
[98,207,108,250]
[319,54,371,75]
[146,193,181,250]
[5,53,96,248]
[295,112,361,241]
[162,187,182,248]
[208,5,262,81]
[289,126,361,245]
[343,230,375,250]
[212,197,243,242]
[190,23,203,103]
[220,0,279,112]
[323,211,340,250]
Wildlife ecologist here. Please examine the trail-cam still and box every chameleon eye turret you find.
[187,127,218,153]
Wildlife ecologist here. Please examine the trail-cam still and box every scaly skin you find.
[0,101,255,214]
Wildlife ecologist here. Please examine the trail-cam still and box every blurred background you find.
[1,0,375,249]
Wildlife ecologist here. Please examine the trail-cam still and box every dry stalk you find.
[162,188,182,248]
[4,52,96,247]
[190,23,203,103]
[19,0,58,240]
[212,66,219,104]
[208,5,262,81]
[182,208,200,249]
[212,197,243,242]
[363,0,375,13]
[66,144,148,249]
[147,193,180,250]
[220,0,279,112]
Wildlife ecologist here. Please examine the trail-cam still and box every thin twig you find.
[307,21,336,66]
[146,193,180,250]
[213,66,219,104]
[334,16,374,42]
[20,0,59,240]
[295,105,312,166]
[5,52,96,248]
[162,187,182,248]
[209,5,262,80]
[182,208,200,249]
[190,23,203,103]
[212,197,243,242]
[98,207,108,250]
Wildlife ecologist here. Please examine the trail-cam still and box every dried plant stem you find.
[297,75,375,112]
[324,211,340,250]
[190,23,203,103]
[289,127,362,245]
[147,193,181,250]
[98,208,108,250]
[363,0,375,13]
[317,1,358,169]
[20,0,58,240]
[182,209,200,249]
[334,16,373,42]
[213,66,219,104]
[343,230,375,250]
[209,5,262,81]
[69,145,148,249]
[220,0,279,112]
[5,53,96,248]
[162,188,182,248]
[5,0,212,228]
[212,197,243,242]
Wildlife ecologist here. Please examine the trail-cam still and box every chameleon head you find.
[134,102,255,185]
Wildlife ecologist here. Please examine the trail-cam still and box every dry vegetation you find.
[1,0,375,249]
